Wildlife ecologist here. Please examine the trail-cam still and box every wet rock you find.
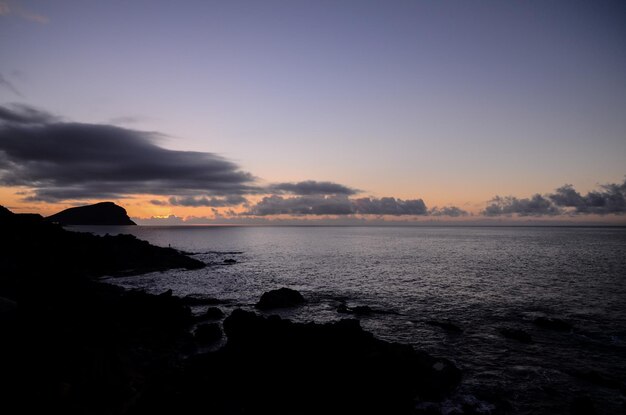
[181,295,228,306]
[194,323,222,344]
[204,307,225,320]
[414,403,442,415]
[338,304,374,315]
[255,287,305,310]
[499,327,532,343]
[118,289,193,332]
[337,304,350,314]
[570,369,625,392]
[338,303,400,316]
[176,309,462,414]
[426,320,463,333]
[570,396,596,415]
[533,316,572,331]
[0,296,17,316]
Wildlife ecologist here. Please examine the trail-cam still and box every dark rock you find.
[0,205,12,218]
[117,289,193,333]
[499,327,532,343]
[46,201,136,226]
[0,296,17,315]
[204,307,225,320]
[570,369,625,391]
[337,304,351,314]
[338,303,400,316]
[195,323,223,343]
[181,295,228,306]
[173,309,461,414]
[223,258,237,264]
[533,316,572,331]
[0,296,17,336]
[570,396,596,415]
[255,287,305,310]
[159,289,173,297]
[352,305,373,315]
[338,304,374,315]
[426,320,463,333]
[0,205,204,285]
[0,204,209,415]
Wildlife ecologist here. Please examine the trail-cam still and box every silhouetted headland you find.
[2,205,464,414]
[46,201,137,225]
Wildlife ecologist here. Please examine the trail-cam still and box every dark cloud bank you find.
[2,104,624,221]
[483,180,626,217]
[244,195,469,217]
[0,104,256,202]
[0,104,468,217]
[268,180,358,196]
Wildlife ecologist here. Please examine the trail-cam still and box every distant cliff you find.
[47,202,136,225]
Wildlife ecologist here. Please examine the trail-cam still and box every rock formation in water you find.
[47,201,137,225]
[255,287,306,309]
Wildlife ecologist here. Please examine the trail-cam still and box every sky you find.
[1,0,625,224]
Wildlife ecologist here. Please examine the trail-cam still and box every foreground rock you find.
[147,309,462,415]
[194,323,223,343]
[203,307,225,319]
[0,205,204,414]
[255,287,305,310]
[1,205,204,292]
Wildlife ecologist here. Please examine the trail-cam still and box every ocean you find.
[75,225,626,414]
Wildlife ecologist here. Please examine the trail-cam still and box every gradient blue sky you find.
[1,0,625,221]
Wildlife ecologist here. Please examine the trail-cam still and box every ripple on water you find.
[92,225,626,414]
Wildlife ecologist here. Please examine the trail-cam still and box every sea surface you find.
[76,225,626,414]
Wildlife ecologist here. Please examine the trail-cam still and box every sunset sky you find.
[1,0,625,224]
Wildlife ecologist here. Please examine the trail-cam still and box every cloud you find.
[268,180,359,195]
[244,195,429,216]
[482,178,626,217]
[352,197,428,215]
[0,1,48,23]
[0,104,257,202]
[133,214,185,226]
[0,73,22,97]
[549,181,626,214]
[149,199,168,206]
[429,206,469,217]
[245,195,354,216]
[482,194,562,216]
[0,103,59,124]
[166,195,248,207]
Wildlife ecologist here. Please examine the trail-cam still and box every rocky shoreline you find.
[2,205,463,414]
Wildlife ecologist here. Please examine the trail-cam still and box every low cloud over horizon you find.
[483,179,626,217]
[1,104,625,222]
